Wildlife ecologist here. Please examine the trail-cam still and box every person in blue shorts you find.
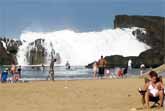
[1,68,9,83]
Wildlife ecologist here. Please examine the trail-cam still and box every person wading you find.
[98,56,107,79]
[10,63,16,82]
[93,61,98,79]
[48,59,56,81]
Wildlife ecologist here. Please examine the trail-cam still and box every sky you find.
[0,0,165,38]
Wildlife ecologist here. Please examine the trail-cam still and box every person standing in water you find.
[48,59,56,81]
[10,64,16,74]
[10,63,16,82]
[17,65,22,78]
[41,64,45,72]
[65,61,71,70]
[98,56,107,78]
[123,67,128,78]
[140,63,145,76]
[128,59,132,70]
[93,61,98,79]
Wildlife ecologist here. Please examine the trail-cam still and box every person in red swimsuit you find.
[117,68,123,78]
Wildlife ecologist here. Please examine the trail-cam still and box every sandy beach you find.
[0,78,164,111]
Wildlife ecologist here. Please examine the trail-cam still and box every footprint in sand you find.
[130,107,144,111]
[130,108,137,111]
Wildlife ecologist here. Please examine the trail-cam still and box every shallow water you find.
[21,66,92,80]
[13,66,150,81]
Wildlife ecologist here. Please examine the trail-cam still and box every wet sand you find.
[0,78,164,111]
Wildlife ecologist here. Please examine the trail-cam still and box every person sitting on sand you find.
[159,76,163,84]
[139,71,164,108]
[144,71,163,84]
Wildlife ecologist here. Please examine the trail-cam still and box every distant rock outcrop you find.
[115,15,165,67]
[0,38,22,65]
[87,15,165,68]
[114,15,165,50]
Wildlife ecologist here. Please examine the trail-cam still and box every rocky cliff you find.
[87,15,165,68]
[114,15,165,50]
[115,15,165,67]
[0,38,22,65]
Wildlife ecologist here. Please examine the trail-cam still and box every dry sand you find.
[0,78,164,111]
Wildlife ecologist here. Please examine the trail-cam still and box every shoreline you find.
[4,75,142,83]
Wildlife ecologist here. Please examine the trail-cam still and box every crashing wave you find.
[16,27,150,66]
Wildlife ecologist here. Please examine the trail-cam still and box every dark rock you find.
[26,39,46,65]
[87,15,165,68]
[139,49,164,67]
[114,15,165,67]
[114,15,165,52]
[0,41,15,65]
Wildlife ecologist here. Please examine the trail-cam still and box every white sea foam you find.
[17,27,150,65]
[1,41,7,50]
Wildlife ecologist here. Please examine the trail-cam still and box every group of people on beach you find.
[92,56,107,79]
[93,56,128,79]
[0,64,22,83]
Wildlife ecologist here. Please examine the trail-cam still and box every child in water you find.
[93,62,98,79]
[10,64,16,82]
[65,61,71,70]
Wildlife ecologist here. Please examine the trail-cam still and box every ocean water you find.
[14,66,149,81]
[21,66,92,80]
